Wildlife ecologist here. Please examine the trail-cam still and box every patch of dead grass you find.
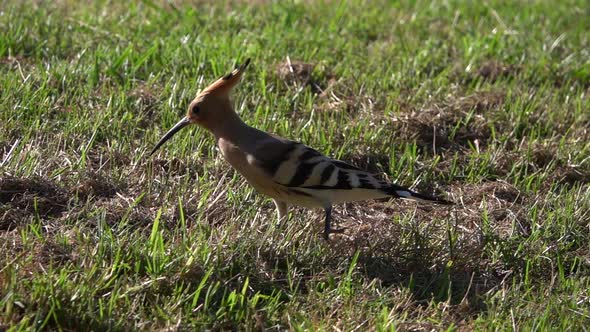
[341,153,391,175]
[391,90,506,151]
[275,59,332,95]
[313,88,506,154]
[276,61,314,86]
[454,90,506,113]
[466,60,519,83]
[0,176,69,230]
[130,81,161,125]
[316,89,381,118]
[0,170,135,231]
[493,141,590,189]
[73,172,119,200]
[552,166,590,187]
[86,147,132,171]
[308,179,535,309]
[0,55,35,69]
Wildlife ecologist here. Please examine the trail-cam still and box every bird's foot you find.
[323,227,348,241]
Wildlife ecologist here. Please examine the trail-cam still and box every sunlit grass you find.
[1,0,589,330]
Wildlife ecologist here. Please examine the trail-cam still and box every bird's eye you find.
[192,106,200,114]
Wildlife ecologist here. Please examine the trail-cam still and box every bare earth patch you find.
[474,60,519,82]
[130,81,161,126]
[275,59,331,94]
[73,171,120,200]
[390,90,505,151]
[0,55,35,69]
[0,176,69,230]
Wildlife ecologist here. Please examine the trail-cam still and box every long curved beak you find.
[149,117,191,156]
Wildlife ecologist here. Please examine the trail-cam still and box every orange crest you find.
[201,58,251,96]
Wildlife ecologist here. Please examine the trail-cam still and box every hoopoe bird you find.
[150,58,452,240]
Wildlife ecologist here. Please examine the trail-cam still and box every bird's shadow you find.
[354,251,489,312]
[295,203,496,315]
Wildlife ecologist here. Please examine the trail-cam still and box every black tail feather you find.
[385,184,453,205]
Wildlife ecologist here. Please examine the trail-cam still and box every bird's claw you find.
[323,227,348,241]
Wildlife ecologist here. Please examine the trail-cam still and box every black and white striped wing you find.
[250,136,452,206]
[255,139,389,194]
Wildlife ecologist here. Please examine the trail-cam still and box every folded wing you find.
[252,137,389,193]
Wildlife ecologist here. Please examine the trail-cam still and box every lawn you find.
[1,0,589,330]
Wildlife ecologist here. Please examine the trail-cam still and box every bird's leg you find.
[273,199,288,225]
[323,206,347,240]
[323,207,332,240]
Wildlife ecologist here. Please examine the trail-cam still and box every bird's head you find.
[149,58,250,156]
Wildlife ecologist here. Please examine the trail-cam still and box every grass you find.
[1,0,589,330]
